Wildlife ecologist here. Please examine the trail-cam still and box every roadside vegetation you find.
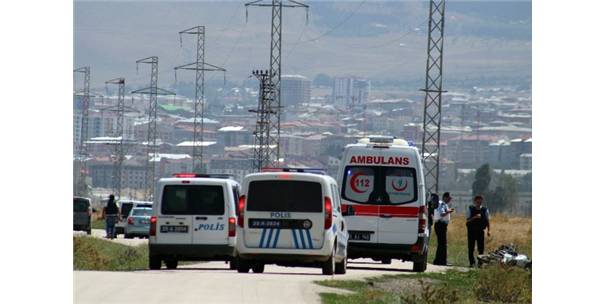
[318,214,531,303]
[317,266,531,304]
[73,236,148,271]
[427,214,531,267]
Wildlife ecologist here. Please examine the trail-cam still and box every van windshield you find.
[161,185,225,215]
[73,198,89,212]
[342,166,417,205]
[247,180,322,212]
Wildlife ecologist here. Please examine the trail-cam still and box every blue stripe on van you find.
[298,229,307,249]
[259,228,267,248]
[292,229,300,249]
[305,229,313,249]
[265,228,274,248]
[272,228,280,248]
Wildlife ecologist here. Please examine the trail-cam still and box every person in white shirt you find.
[432,192,454,266]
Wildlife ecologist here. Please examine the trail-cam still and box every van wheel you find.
[381,259,391,265]
[229,258,239,270]
[165,259,178,270]
[335,255,347,275]
[322,248,336,275]
[413,251,428,273]
[149,255,161,270]
[237,260,250,273]
[86,228,92,235]
[124,233,133,239]
[252,263,265,273]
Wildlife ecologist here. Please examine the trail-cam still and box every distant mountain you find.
[74,1,531,89]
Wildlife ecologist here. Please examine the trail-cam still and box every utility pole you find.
[249,70,273,171]
[175,26,226,173]
[245,0,309,168]
[74,66,91,196]
[421,0,447,196]
[132,57,175,201]
[105,78,126,198]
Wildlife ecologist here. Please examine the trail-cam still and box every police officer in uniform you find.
[466,195,491,267]
[433,192,454,266]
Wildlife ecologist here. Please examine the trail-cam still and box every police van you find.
[236,168,348,275]
[148,173,240,270]
[337,136,429,272]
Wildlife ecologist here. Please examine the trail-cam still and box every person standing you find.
[104,194,120,239]
[433,192,454,266]
[466,195,491,267]
[427,193,440,239]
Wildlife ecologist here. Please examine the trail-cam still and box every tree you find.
[472,164,491,197]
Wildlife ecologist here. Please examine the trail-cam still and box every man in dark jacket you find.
[428,193,440,239]
[466,195,491,267]
[104,194,120,239]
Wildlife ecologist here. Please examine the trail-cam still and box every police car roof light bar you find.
[173,173,234,179]
[260,167,327,175]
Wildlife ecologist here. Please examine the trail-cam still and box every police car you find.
[148,173,240,270]
[236,168,348,275]
[337,136,429,272]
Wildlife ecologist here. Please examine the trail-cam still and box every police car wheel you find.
[335,255,347,275]
[149,255,161,270]
[252,263,265,273]
[229,259,238,270]
[322,249,336,275]
[165,259,178,270]
[237,261,250,273]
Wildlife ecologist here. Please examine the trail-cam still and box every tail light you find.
[228,217,236,237]
[324,196,333,230]
[127,217,134,225]
[418,205,427,233]
[238,195,246,227]
[150,216,157,236]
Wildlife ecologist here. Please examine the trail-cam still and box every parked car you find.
[115,199,153,236]
[236,168,349,275]
[125,207,153,239]
[73,197,92,235]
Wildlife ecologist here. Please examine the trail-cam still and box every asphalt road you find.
[74,229,451,303]
[75,260,449,304]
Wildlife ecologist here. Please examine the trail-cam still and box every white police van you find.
[337,136,429,272]
[148,173,240,270]
[236,168,348,275]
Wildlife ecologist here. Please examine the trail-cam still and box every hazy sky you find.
[74,1,531,89]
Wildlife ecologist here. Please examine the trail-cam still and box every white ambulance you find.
[148,173,240,270]
[236,168,348,275]
[337,136,429,272]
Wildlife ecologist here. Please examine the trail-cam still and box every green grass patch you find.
[317,266,530,304]
[73,236,148,271]
[91,218,105,230]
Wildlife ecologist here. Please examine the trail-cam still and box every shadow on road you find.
[346,265,413,273]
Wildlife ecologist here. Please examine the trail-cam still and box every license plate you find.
[349,231,371,241]
[160,225,188,233]
[140,219,150,224]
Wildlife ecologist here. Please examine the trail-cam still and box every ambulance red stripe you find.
[342,204,419,218]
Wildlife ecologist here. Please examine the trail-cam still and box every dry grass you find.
[429,214,531,266]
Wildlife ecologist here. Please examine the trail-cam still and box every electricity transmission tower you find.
[421,0,447,195]
[105,77,126,198]
[132,57,175,200]
[73,66,91,196]
[175,26,226,173]
[249,70,273,171]
[245,0,309,168]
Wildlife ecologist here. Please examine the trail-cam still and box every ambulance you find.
[337,136,429,272]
